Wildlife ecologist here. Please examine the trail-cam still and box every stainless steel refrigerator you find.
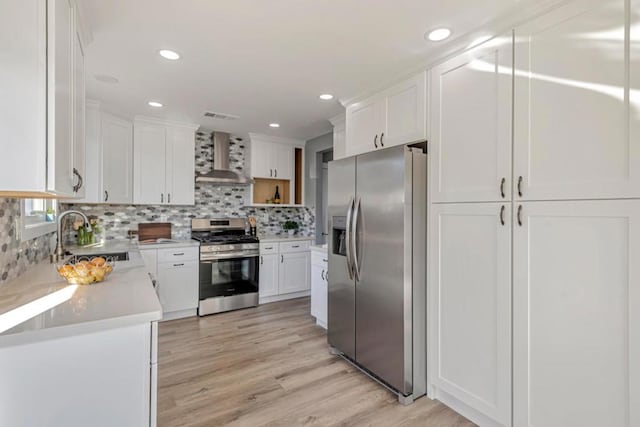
[328,144,427,404]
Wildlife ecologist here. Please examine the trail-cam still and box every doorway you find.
[316,149,333,245]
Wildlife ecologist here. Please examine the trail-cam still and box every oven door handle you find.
[201,252,260,261]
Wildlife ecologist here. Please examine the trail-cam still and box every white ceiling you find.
[79,0,545,140]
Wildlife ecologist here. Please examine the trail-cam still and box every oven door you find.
[199,253,259,300]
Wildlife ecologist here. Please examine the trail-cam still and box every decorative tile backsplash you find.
[0,198,54,285]
[63,131,315,241]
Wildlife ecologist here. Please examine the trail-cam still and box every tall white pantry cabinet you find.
[429,1,639,426]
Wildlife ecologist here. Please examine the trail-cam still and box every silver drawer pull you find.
[292,245,300,248]
[174,253,184,256]
[173,263,184,267]
[323,258,328,262]
[265,246,273,250]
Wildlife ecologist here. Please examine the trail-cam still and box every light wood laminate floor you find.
[158,297,475,427]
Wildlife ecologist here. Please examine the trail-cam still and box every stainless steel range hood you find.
[195,132,253,185]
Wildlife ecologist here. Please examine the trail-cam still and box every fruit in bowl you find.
[57,256,115,285]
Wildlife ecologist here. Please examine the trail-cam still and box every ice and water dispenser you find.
[331,216,347,256]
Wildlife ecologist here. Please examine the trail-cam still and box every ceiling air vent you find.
[203,111,239,120]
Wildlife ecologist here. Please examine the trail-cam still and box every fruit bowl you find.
[57,256,115,285]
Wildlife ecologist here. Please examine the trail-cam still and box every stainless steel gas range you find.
[191,218,260,316]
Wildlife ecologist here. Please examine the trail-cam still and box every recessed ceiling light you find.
[148,101,163,108]
[426,28,452,42]
[319,94,334,100]
[159,49,180,60]
[269,123,280,128]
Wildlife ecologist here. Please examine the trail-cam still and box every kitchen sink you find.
[68,252,130,262]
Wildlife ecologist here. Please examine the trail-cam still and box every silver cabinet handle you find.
[275,169,278,178]
[260,256,263,265]
[345,197,355,280]
[322,258,328,262]
[373,135,378,148]
[72,168,83,192]
[351,196,361,281]
[281,254,284,263]
[265,246,273,250]
[173,253,184,256]
[500,178,506,199]
[173,263,184,267]
[517,176,523,197]
[517,205,523,226]
[500,205,505,226]
[168,194,171,204]
[326,271,328,282]
[321,269,325,280]
[161,193,164,203]
[104,190,109,202]
[380,132,384,147]
[292,245,300,248]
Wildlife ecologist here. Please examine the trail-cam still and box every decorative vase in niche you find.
[287,229,295,236]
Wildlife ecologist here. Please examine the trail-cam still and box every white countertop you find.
[0,245,162,347]
[67,239,199,254]
[259,235,315,243]
[310,244,328,254]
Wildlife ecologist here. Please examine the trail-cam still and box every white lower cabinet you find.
[0,322,157,427]
[258,240,311,303]
[513,200,640,427]
[139,246,199,320]
[310,250,328,328]
[430,203,512,427]
[259,253,279,298]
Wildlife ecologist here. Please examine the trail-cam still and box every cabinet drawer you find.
[260,243,278,254]
[279,240,311,253]
[157,247,198,263]
[311,250,328,267]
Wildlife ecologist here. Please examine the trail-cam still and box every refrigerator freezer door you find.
[328,156,357,359]
[354,145,413,395]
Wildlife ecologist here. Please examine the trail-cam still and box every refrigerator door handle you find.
[345,196,355,279]
[351,196,362,281]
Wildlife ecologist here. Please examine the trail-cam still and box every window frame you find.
[20,199,57,241]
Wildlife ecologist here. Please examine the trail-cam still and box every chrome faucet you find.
[54,210,92,261]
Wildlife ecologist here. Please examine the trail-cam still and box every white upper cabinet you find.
[513,200,640,427]
[0,0,85,198]
[249,139,294,180]
[383,72,428,148]
[346,97,382,156]
[431,34,513,203]
[330,113,346,160]
[102,113,133,203]
[165,127,196,205]
[430,202,512,427]
[345,71,427,157]
[78,104,134,204]
[133,119,197,206]
[72,26,85,199]
[514,0,640,201]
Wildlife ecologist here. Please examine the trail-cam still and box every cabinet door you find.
[430,203,511,426]
[431,34,513,203]
[310,263,324,319]
[72,27,85,198]
[76,103,100,203]
[514,0,640,201]
[139,249,157,279]
[133,123,166,205]
[273,143,293,180]
[346,97,383,157]
[382,71,427,148]
[279,251,311,294]
[157,261,198,313]
[251,141,274,179]
[513,200,640,427]
[166,127,195,205]
[102,113,133,204]
[47,0,75,196]
[259,253,279,298]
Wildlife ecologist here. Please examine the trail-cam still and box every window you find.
[20,199,57,240]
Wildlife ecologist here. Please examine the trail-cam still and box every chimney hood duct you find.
[195,132,253,185]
